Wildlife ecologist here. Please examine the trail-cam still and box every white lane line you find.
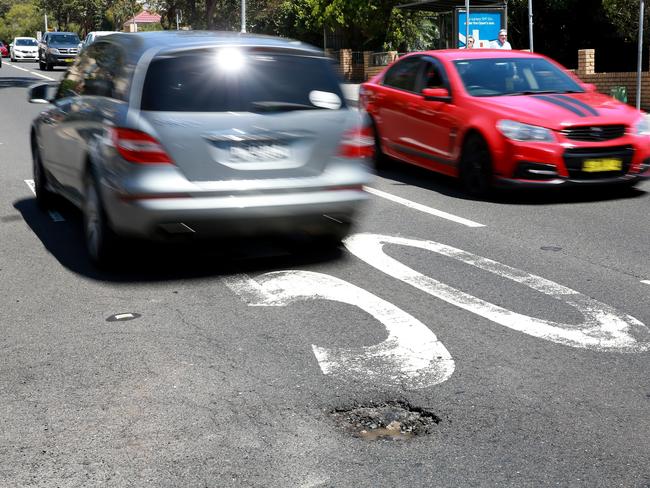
[24,179,65,222]
[6,62,55,81]
[364,186,485,228]
[642,280,650,285]
[24,179,35,194]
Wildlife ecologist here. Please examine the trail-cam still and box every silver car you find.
[29,31,372,265]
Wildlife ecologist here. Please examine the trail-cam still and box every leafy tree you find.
[0,2,42,40]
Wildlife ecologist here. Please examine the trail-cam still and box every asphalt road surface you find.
[1,61,649,488]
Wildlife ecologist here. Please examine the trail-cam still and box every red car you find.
[361,49,650,195]
[0,41,8,57]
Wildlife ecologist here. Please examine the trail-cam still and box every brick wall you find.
[576,49,650,109]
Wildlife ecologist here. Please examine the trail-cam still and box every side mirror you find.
[583,83,597,93]
[422,87,451,102]
[28,82,58,104]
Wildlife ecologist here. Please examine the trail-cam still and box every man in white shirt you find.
[490,29,512,49]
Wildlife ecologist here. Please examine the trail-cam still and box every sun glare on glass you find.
[216,48,246,72]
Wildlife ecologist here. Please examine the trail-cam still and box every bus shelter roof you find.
[397,0,506,12]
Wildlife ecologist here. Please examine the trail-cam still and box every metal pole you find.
[465,0,470,48]
[241,0,246,33]
[44,13,48,32]
[637,0,644,109]
[528,0,534,52]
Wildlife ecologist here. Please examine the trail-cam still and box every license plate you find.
[229,144,290,162]
[582,158,622,172]
[65,58,74,63]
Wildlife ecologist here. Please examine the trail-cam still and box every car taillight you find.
[110,127,173,164]
[338,125,374,159]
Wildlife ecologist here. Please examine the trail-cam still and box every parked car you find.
[79,31,119,51]
[0,41,8,57]
[28,31,372,265]
[38,31,80,70]
[10,37,39,62]
[361,49,650,195]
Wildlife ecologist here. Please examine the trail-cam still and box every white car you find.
[79,31,119,51]
[10,37,38,62]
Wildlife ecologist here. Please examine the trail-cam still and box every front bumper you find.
[45,52,77,65]
[14,51,38,60]
[492,136,650,188]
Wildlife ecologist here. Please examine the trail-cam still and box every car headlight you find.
[635,114,650,136]
[47,47,60,55]
[496,119,555,142]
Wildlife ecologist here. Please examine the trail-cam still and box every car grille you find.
[563,145,633,180]
[560,125,626,142]
[57,48,78,54]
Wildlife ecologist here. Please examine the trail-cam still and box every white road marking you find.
[642,280,650,285]
[24,179,65,222]
[364,186,485,228]
[344,233,650,352]
[114,313,135,320]
[224,271,454,389]
[24,179,35,194]
[7,62,55,81]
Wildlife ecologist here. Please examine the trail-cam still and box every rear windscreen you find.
[141,50,346,112]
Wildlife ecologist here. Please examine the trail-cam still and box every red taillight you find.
[110,128,173,164]
[338,125,375,159]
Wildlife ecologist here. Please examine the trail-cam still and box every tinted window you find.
[141,51,346,112]
[420,59,448,91]
[49,33,80,44]
[56,42,126,100]
[383,57,422,92]
[454,57,584,97]
[16,39,37,46]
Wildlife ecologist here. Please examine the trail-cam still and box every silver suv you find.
[28,31,372,265]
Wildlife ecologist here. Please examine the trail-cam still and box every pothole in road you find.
[330,401,441,441]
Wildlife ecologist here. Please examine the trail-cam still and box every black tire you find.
[45,61,52,71]
[371,120,389,171]
[39,58,45,70]
[84,173,119,266]
[32,146,54,210]
[460,134,493,198]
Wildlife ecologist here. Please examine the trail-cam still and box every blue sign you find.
[457,11,503,48]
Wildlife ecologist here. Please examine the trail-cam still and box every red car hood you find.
[476,92,641,129]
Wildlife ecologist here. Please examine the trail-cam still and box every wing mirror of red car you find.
[422,87,451,102]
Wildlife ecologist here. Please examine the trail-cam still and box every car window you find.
[16,39,37,46]
[49,33,80,44]
[418,58,449,93]
[453,57,584,97]
[382,57,422,92]
[55,42,125,100]
[141,50,346,112]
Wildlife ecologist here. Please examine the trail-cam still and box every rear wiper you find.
[250,101,319,112]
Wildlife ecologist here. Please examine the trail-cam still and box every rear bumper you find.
[103,186,368,240]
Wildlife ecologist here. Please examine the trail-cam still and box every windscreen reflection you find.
[454,58,584,97]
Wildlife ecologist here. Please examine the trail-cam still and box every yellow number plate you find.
[582,158,622,172]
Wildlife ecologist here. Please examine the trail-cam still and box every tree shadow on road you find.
[0,76,46,89]
[14,197,348,283]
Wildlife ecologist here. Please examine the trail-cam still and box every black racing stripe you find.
[551,94,600,116]
[532,95,588,117]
